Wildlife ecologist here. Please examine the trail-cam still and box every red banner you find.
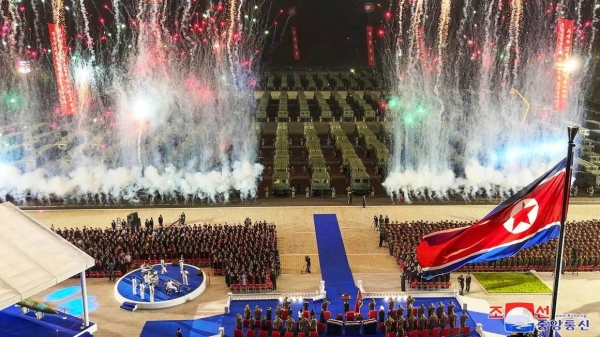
[48,24,76,115]
[291,27,300,61]
[366,26,375,66]
[552,18,574,112]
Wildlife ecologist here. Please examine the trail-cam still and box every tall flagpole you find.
[548,126,578,337]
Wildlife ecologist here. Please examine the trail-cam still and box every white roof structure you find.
[0,202,95,310]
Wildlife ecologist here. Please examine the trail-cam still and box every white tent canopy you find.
[0,202,95,311]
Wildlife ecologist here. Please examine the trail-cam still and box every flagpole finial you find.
[567,126,579,143]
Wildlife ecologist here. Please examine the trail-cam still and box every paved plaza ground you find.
[27,204,600,337]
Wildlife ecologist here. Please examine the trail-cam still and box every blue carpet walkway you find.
[314,214,357,312]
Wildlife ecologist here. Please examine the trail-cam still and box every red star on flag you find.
[510,202,536,231]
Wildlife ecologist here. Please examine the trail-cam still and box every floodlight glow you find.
[16,60,31,74]
[562,57,580,73]
[132,99,151,120]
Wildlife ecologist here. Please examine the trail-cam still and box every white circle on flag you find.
[502,198,539,234]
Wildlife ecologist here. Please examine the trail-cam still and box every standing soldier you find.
[460,312,468,328]
[261,317,268,331]
[388,297,396,312]
[397,314,406,332]
[249,316,255,332]
[254,305,263,321]
[283,297,291,310]
[448,302,455,316]
[149,283,155,302]
[427,303,436,317]
[385,316,394,336]
[139,281,145,300]
[407,315,415,332]
[347,187,352,204]
[406,295,415,307]
[378,306,385,323]
[448,312,457,329]
[236,314,243,330]
[244,304,252,320]
[181,268,189,286]
[273,316,283,333]
[305,187,310,198]
[440,312,448,329]
[373,215,379,230]
[458,274,465,295]
[417,304,425,318]
[285,316,294,333]
[331,187,336,198]
[310,315,318,332]
[436,302,445,319]
[428,313,437,330]
[276,305,283,319]
[397,304,405,318]
[291,187,296,198]
[299,316,308,334]
[107,260,115,282]
[418,314,427,331]
[161,258,167,274]
[407,303,414,319]
[369,299,376,311]
[396,316,405,337]
[362,195,367,208]
[465,273,472,292]
[132,276,137,295]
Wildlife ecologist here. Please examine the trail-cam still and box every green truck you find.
[348,169,371,193]
[310,171,331,196]
[272,158,291,195]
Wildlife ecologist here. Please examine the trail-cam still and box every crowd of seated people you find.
[380,219,600,284]
[53,217,281,290]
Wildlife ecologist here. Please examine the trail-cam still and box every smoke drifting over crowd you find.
[381,0,597,201]
[0,0,271,202]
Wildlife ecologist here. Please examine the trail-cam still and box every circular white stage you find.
[114,263,206,310]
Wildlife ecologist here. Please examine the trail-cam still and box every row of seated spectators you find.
[383,219,600,278]
[54,217,281,290]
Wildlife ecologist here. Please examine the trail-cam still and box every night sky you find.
[267,0,379,68]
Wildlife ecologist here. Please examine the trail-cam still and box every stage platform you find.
[114,263,206,310]
[0,304,97,337]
